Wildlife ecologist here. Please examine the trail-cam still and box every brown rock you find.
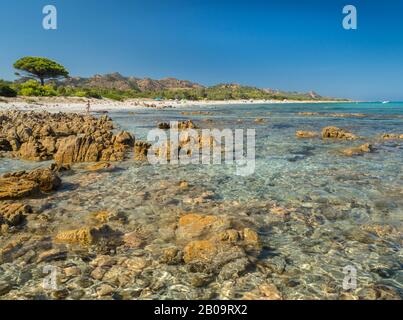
[90,255,117,268]
[216,229,240,243]
[381,133,403,140]
[97,284,115,297]
[183,240,218,264]
[322,126,357,140]
[242,284,282,300]
[258,284,283,300]
[176,120,198,130]
[37,248,67,263]
[0,202,32,226]
[176,213,230,241]
[54,135,100,164]
[64,266,82,277]
[183,240,245,271]
[124,257,151,272]
[54,225,117,246]
[134,141,151,161]
[0,179,38,200]
[114,131,134,146]
[158,123,170,130]
[160,247,183,265]
[296,130,318,138]
[341,143,373,156]
[242,228,260,246]
[298,112,320,116]
[85,162,113,172]
[0,166,62,200]
[122,231,145,248]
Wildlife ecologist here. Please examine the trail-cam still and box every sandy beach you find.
[0,96,351,113]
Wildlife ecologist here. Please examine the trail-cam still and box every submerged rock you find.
[298,112,320,116]
[55,225,119,247]
[173,213,261,274]
[176,213,230,241]
[85,162,113,172]
[381,133,403,140]
[242,283,283,300]
[341,143,373,156]
[296,130,318,138]
[183,239,245,272]
[37,248,67,263]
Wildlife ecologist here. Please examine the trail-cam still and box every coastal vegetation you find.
[13,57,69,86]
[0,80,17,97]
[0,57,345,101]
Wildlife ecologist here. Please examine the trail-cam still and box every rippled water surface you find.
[1,102,402,300]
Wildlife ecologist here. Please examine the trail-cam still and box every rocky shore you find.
[0,111,135,163]
[0,109,401,300]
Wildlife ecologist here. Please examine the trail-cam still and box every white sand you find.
[0,96,348,113]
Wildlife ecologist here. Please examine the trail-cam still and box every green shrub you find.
[19,80,57,96]
[84,90,102,99]
[102,91,124,101]
[74,90,87,97]
[0,81,17,97]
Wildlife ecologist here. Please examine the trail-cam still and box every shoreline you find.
[0,96,354,113]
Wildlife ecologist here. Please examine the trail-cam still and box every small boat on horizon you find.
[382,101,390,104]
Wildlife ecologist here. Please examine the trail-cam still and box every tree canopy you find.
[14,57,69,86]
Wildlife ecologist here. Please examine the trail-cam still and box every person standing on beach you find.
[86,100,91,114]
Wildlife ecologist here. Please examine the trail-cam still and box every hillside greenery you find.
[1,79,345,101]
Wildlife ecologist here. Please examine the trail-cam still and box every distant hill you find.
[9,73,345,101]
[57,72,204,92]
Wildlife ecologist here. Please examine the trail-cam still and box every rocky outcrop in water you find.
[0,111,134,163]
[158,120,198,130]
[134,141,151,161]
[0,167,61,200]
[381,133,403,140]
[322,126,357,140]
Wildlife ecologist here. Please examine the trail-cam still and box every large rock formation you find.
[0,167,61,200]
[0,111,134,163]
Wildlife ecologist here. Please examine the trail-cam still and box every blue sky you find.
[0,0,402,100]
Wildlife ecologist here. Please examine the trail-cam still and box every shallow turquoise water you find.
[1,102,402,299]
